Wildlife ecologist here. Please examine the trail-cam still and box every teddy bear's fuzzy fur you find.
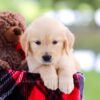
[0,11,28,70]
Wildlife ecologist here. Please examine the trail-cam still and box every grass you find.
[83,71,100,100]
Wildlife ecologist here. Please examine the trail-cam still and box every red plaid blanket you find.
[0,67,84,100]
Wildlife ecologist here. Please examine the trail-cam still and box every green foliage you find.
[0,0,17,11]
[75,33,100,53]
[37,0,100,10]
[0,0,41,23]
[15,1,40,23]
[78,3,93,11]
[0,0,100,23]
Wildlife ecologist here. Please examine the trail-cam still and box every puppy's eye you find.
[52,40,58,45]
[35,41,41,45]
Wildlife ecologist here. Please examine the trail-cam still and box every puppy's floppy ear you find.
[63,27,75,54]
[21,31,29,56]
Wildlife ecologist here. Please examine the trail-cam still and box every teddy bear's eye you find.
[35,41,41,45]
[52,40,58,45]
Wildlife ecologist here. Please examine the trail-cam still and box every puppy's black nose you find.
[13,28,22,35]
[42,55,51,62]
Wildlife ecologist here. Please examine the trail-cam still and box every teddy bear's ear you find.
[0,19,7,32]
[63,27,75,54]
[21,31,29,56]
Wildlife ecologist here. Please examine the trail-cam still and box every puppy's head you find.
[21,16,74,65]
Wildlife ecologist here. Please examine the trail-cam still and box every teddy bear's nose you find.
[13,28,22,35]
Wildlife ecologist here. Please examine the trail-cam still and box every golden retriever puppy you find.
[21,16,79,94]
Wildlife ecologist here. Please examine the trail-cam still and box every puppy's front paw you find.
[41,73,58,90]
[33,66,58,90]
[59,76,74,94]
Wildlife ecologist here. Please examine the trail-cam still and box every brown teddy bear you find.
[0,11,28,70]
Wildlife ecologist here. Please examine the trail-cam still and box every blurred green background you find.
[0,0,100,100]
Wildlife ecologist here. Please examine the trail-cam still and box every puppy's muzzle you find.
[42,54,52,62]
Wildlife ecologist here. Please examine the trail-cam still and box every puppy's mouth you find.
[42,62,52,65]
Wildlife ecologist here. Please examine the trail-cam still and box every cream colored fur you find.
[21,16,79,94]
